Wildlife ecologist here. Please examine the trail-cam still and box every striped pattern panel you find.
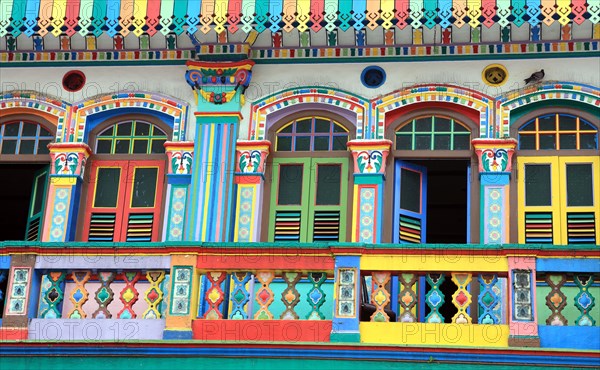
[126,213,154,242]
[313,211,340,242]
[274,211,301,242]
[399,215,421,243]
[88,213,116,241]
[524,212,553,243]
[567,213,597,244]
[26,218,40,241]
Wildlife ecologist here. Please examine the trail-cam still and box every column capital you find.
[347,139,393,175]
[48,142,91,179]
[235,140,271,183]
[185,59,254,107]
[472,138,517,173]
[164,141,194,176]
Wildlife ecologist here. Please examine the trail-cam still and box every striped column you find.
[232,140,271,242]
[472,139,517,244]
[163,142,194,241]
[347,140,392,243]
[42,143,91,242]
[184,60,254,242]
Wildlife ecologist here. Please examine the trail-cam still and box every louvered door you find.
[393,160,428,244]
[122,161,165,242]
[269,158,348,242]
[519,158,559,244]
[559,157,599,244]
[270,160,310,242]
[25,165,49,241]
[84,160,165,242]
[84,162,126,241]
[308,160,348,242]
[518,156,599,245]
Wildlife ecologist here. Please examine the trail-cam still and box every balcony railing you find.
[0,242,597,350]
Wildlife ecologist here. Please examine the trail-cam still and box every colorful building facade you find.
[0,1,599,368]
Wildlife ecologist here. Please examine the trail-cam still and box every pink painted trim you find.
[507,257,539,337]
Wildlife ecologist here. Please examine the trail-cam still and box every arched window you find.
[95,120,168,154]
[275,117,349,151]
[82,119,169,242]
[518,114,598,150]
[267,115,352,242]
[516,112,599,245]
[395,115,471,151]
[0,120,54,155]
[0,120,55,242]
[388,113,477,244]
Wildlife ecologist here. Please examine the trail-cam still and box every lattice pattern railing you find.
[361,271,506,324]
[198,271,330,321]
[539,273,598,326]
[37,270,169,319]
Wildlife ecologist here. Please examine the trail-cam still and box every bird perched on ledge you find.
[525,69,545,85]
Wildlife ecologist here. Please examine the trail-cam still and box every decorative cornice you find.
[1,41,598,66]
[1,0,596,39]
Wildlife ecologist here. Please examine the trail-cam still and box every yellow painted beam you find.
[360,322,509,347]
[361,255,508,272]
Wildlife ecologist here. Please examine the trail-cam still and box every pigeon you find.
[525,69,545,85]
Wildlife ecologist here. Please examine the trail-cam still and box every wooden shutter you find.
[394,160,428,244]
[25,165,49,241]
[84,161,127,241]
[121,161,165,242]
[308,159,348,242]
[559,157,599,244]
[518,157,559,244]
[269,159,310,242]
[84,160,165,242]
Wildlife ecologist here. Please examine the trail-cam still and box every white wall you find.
[2,57,599,140]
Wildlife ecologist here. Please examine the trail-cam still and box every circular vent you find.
[62,70,86,92]
[361,66,386,89]
[482,64,508,86]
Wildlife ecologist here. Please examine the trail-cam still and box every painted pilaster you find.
[184,60,254,242]
[163,142,194,241]
[472,138,517,244]
[0,254,36,340]
[41,143,91,242]
[330,251,362,342]
[346,140,392,243]
[232,140,270,242]
[507,256,540,347]
[163,254,200,339]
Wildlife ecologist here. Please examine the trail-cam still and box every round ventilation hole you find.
[361,66,386,89]
[62,70,86,92]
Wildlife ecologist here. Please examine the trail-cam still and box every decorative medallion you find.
[483,64,508,87]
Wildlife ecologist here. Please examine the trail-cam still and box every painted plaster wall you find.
[2,57,599,140]
[0,356,579,370]
[28,319,165,340]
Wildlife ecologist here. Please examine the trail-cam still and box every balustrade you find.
[37,270,170,319]
[197,271,331,321]
[362,271,507,324]
[538,273,598,326]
